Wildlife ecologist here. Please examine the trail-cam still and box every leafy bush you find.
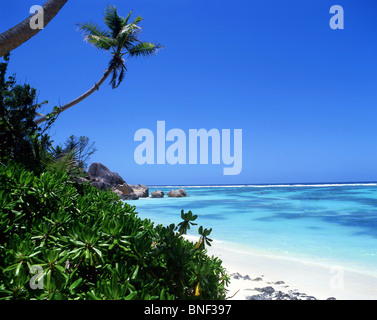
[0,163,229,300]
[0,55,56,174]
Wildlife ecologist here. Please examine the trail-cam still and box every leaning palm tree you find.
[0,0,68,57]
[35,5,162,125]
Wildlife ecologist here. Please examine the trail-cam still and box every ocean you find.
[130,184,377,277]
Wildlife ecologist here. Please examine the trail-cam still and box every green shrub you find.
[0,163,229,300]
[0,55,56,174]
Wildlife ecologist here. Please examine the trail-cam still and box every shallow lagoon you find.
[132,184,377,276]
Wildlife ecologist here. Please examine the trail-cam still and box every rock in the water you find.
[151,190,164,198]
[129,184,149,198]
[255,286,275,295]
[231,272,242,280]
[246,294,269,300]
[87,163,149,200]
[167,188,187,197]
[120,193,139,200]
[252,277,263,281]
[113,183,133,195]
[88,163,125,190]
[274,291,293,300]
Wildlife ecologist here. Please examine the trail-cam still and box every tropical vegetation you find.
[0,5,229,300]
[0,163,229,300]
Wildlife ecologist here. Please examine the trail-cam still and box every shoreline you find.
[186,236,377,300]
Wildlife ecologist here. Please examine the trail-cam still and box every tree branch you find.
[34,68,112,125]
[0,0,68,57]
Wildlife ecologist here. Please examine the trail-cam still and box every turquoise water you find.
[130,184,377,276]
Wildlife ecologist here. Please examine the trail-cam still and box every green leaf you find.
[69,278,83,291]
[15,263,22,277]
[124,291,137,300]
[131,265,139,280]
[128,42,163,57]
[92,247,103,261]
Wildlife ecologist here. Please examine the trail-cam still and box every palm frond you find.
[78,22,115,50]
[108,58,127,89]
[104,5,124,38]
[46,147,82,176]
[127,42,163,57]
[117,66,126,88]
[109,68,118,89]
[117,24,142,50]
[77,22,110,38]
[77,6,163,91]
[86,35,117,51]
[122,11,133,25]
[119,23,141,36]
[132,16,144,25]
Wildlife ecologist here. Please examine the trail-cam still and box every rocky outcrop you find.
[120,193,139,200]
[167,188,187,197]
[129,184,149,198]
[151,190,164,198]
[87,163,146,200]
[229,273,336,301]
[112,184,139,200]
[87,163,190,201]
[113,183,133,195]
[112,189,123,198]
[246,287,318,300]
[72,176,90,184]
[88,163,125,190]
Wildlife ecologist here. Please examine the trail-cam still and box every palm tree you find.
[35,5,162,125]
[0,0,68,58]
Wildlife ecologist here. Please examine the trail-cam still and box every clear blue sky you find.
[2,0,377,185]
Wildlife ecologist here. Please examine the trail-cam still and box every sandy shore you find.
[199,238,377,300]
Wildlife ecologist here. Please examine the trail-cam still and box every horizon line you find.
[145,181,377,188]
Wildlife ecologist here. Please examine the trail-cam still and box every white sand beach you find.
[203,239,377,300]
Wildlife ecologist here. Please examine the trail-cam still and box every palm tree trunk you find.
[0,0,68,57]
[34,68,113,125]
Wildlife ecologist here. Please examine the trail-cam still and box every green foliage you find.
[177,210,198,235]
[0,12,227,301]
[46,135,97,179]
[0,54,56,174]
[0,163,230,300]
[78,5,163,89]
[0,54,97,178]
[61,135,97,170]
[45,147,83,178]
